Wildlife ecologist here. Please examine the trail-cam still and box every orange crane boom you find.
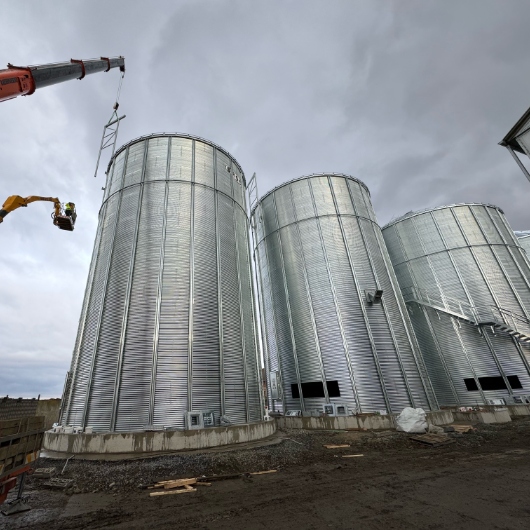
[0,56,125,103]
[0,195,76,231]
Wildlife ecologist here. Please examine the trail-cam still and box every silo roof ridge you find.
[107,132,246,186]
[382,202,505,230]
[250,173,370,216]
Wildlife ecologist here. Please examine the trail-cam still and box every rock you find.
[428,424,445,434]
[443,426,455,432]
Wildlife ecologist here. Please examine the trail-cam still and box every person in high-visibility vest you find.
[65,202,77,224]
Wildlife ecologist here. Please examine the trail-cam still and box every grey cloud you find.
[1,0,530,397]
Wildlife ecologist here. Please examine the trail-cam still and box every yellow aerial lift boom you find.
[0,195,76,231]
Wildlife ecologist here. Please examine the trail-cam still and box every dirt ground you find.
[2,418,530,529]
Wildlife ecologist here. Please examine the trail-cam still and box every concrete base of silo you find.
[276,410,454,431]
[42,421,276,457]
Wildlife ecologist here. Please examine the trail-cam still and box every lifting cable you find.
[114,70,125,110]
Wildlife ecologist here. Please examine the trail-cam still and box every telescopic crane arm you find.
[0,56,125,103]
[0,195,76,231]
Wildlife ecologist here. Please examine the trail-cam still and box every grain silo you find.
[61,133,263,432]
[251,174,437,415]
[382,204,530,406]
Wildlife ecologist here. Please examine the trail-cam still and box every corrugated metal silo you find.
[382,204,530,406]
[252,174,436,414]
[61,133,263,432]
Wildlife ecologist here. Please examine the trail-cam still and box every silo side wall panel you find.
[62,134,262,432]
[382,203,530,406]
[253,175,432,414]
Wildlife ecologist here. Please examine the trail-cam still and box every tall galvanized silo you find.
[252,174,436,414]
[62,133,263,432]
[382,204,530,406]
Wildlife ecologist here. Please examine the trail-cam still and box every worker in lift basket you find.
[65,202,77,225]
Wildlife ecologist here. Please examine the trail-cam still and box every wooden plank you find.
[150,488,197,497]
[195,482,212,487]
[163,478,197,490]
[323,444,350,449]
[183,485,195,490]
[249,470,277,475]
[450,424,475,433]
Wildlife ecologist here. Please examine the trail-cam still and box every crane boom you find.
[0,56,125,103]
[0,195,76,231]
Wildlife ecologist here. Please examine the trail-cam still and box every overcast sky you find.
[1,0,529,398]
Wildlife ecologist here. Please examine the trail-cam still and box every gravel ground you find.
[2,418,530,529]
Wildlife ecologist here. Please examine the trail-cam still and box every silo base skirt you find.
[41,421,276,458]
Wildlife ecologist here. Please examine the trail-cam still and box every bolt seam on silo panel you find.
[109,133,247,186]
[113,141,149,430]
[450,208,521,391]
[148,138,171,425]
[344,184,392,412]
[327,178,362,410]
[473,206,530,321]
[356,190,416,409]
[486,211,530,376]
[469,206,529,388]
[421,303,460,404]
[292,181,330,404]
[110,146,141,431]
[255,174,432,414]
[255,215,285,412]
[214,149,225,417]
[271,192,304,411]
[64,134,261,432]
[428,210,475,403]
[487,208,530,294]
[251,174,372,214]
[187,140,195,413]
[372,226,439,410]
[233,182,250,423]
[63,200,107,425]
[392,218,468,404]
[451,315,488,403]
[386,243,525,268]
[409,214,487,402]
[253,213,381,245]
[383,203,530,406]
[82,165,128,428]
[103,181,249,218]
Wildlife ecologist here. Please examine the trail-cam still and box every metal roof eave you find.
[499,105,530,153]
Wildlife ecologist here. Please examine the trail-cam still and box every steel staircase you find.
[401,286,530,345]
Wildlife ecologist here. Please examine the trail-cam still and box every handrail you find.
[401,285,530,336]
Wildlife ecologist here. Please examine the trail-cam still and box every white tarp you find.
[395,407,428,433]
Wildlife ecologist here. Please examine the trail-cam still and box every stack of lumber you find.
[149,478,209,496]
[148,470,278,496]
